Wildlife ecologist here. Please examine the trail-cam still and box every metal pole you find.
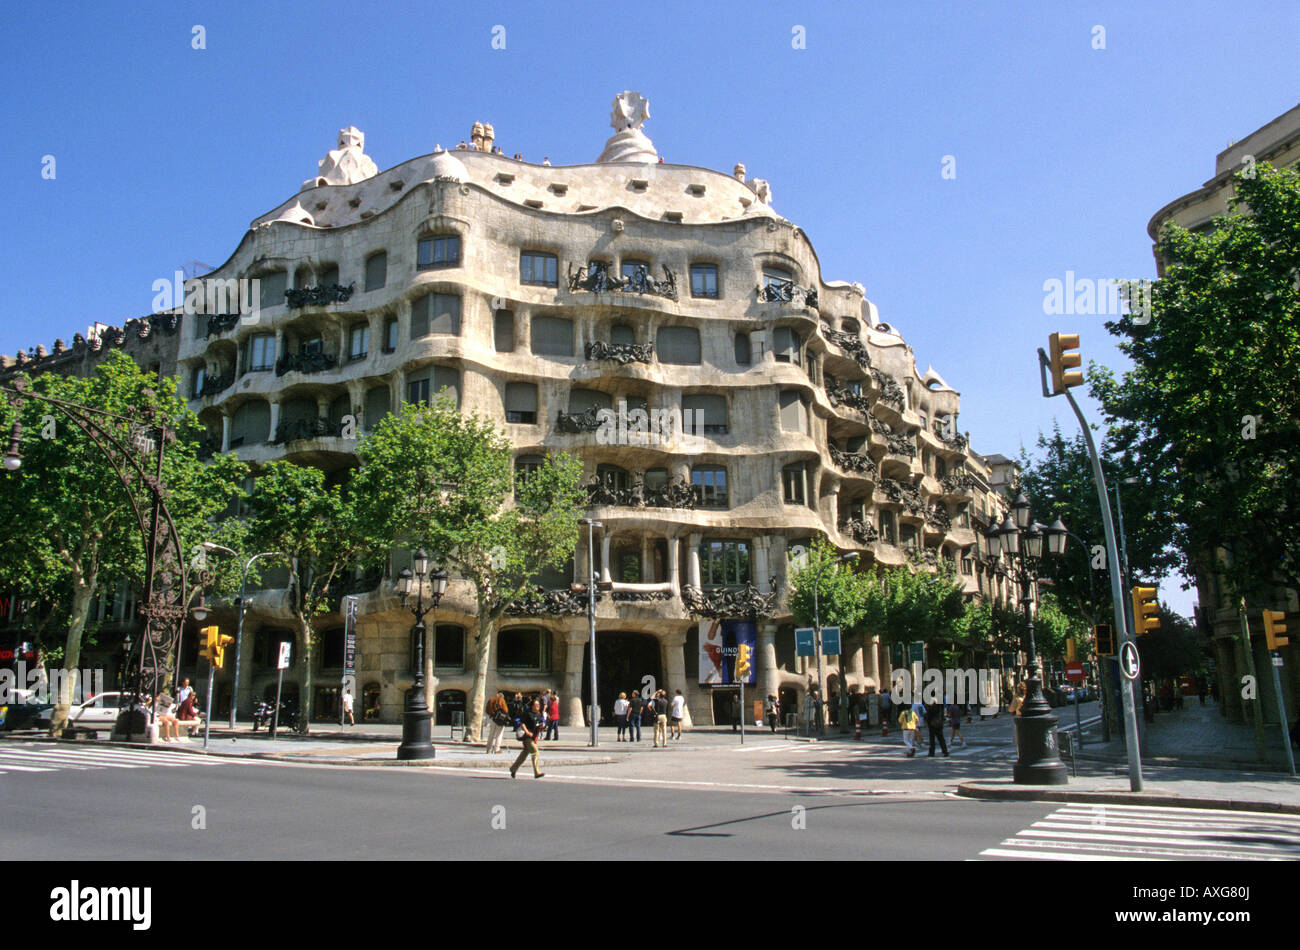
[586,521,600,748]
[1270,654,1297,776]
[813,568,823,736]
[1074,685,1081,745]
[1239,600,1267,761]
[204,664,215,749]
[230,561,248,730]
[270,666,284,738]
[1052,373,1143,791]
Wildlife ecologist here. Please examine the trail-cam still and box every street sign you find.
[795,628,815,657]
[1119,641,1140,681]
[1273,654,1284,668]
[909,641,925,664]
[821,626,841,656]
[1064,661,1085,682]
[277,641,292,671]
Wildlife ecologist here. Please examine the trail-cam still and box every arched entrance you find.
[582,632,662,725]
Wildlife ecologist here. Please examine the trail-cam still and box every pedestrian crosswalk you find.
[980,803,1300,860]
[0,743,229,776]
[732,740,1010,761]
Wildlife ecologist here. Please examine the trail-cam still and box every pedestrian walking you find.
[485,690,510,754]
[614,692,630,740]
[730,692,741,733]
[925,702,949,757]
[765,694,780,733]
[653,690,670,747]
[946,701,964,748]
[1009,682,1026,716]
[545,692,560,741]
[898,705,918,756]
[878,688,892,736]
[509,699,546,779]
[627,691,643,742]
[342,687,355,726]
[670,689,685,739]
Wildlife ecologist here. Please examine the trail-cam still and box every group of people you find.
[612,689,685,746]
[484,690,562,778]
[894,700,967,757]
[152,677,203,741]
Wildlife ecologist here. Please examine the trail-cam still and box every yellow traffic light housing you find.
[1066,638,1077,663]
[199,626,219,664]
[1264,610,1289,650]
[211,633,234,670]
[1131,586,1160,635]
[734,643,752,682]
[1048,332,1084,394]
[1094,624,1115,656]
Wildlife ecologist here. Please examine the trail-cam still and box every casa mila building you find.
[20,93,1015,727]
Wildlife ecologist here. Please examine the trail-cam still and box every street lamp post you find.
[582,519,602,747]
[988,492,1070,785]
[811,550,857,735]
[202,543,281,729]
[396,549,448,761]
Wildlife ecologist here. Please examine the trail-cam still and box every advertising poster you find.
[697,618,758,685]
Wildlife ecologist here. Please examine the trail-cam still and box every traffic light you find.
[1094,624,1115,656]
[211,633,234,670]
[1131,586,1161,635]
[1263,610,1289,650]
[1066,638,1077,663]
[734,644,752,682]
[1048,332,1084,394]
[199,626,219,664]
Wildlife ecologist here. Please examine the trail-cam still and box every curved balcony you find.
[274,416,346,445]
[756,281,818,310]
[681,583,779,619]
[825,381,872,417]
[939,470,977,501]
[583,472,696,510]
[584,340,655,365]
[838,518,879,547]
[828,445,877,483]
[276,349,339,377]
[567,261,679,301]
[285,282,357,310]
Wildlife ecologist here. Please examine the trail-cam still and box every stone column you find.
[846,633,865,687]
[661,633,692,728]
[220,412,231,454]
[667,536,681,595]
[267,398,281,444]
[863,632,880,690]
[757,622,780,711]
[687,533,702,588]
[754,536,770,593]
[641,536,653,583]
[563,626,586,727]
[599,530,612,585]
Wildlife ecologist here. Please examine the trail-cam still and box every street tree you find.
[351,398,584,742]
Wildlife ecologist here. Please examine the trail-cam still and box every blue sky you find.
[5,0,1298,616]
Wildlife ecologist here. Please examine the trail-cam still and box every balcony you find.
[498,585,590,617]
[196,369,235,399]
[757,281,818,309]
[274,417,345,445]
[585,473,696,509]
[829,445,878,480]
[878,477,925,516]
[567,261,679,301]
[584,340,655,365]
[285,282,356,309]
[871,417,917,458]
[825,381,872,415]
[276,350,338,377]
[940,469,977,499]
[205,313,240,339]
[825,329,872,370]
[924,504,952,535]
[556,407,604,434]
[839,518,879,546]
[871,369,906,411]
[681,583,779,619]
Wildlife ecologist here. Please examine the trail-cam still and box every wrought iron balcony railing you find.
[274,417,344,445]
[825,381,872,414]
[567,261,679,300]
[871,369,905,410]
[498,586,590,617]
[681,581,779,619]
[879,477,925,514]
[829,445,878,478]
[197,370,235,398]
[584,340,655,365]
[826,330,872,369]
[757,282,818,309]
[285,282,357,309]
[276,350,338,377]
[585,473,696,510]
[872,417,917,458]
[839,518,879,545]
[556,406,604,433]
[205,313,240,339]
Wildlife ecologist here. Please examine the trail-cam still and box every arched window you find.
[229,400,270,447]
[734,332,752,366]
[657,326,701,364]
[531,315,574,356]
[365,252,387,291]
[411,293,461,338]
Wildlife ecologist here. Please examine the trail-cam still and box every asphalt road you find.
[4,753,1052,860]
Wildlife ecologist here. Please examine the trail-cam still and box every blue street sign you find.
[821,626,841,656]
[795,628,815,657]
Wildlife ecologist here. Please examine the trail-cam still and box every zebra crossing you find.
[0,743,229,776]
[980,803,1300,860]
[733,739,1010,761]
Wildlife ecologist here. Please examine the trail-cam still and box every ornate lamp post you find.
[396,549,447,761]
[988,491,1069,784]
[202,543,282,728]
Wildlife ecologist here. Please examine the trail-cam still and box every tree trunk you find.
[297,613,314,734]
[49,578,96,737]
[464,589,494,742]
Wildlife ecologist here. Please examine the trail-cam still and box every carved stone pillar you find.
[754,536,770,593]
[599,530,612,585]
[641,536,653,583]
[661,633,692,728]
[563,626,586,727]
[667,536,681,594]
[220,412,231,454]
[757,622,780,711]
[863,632,880,690]
[687,533,702,588]
[267,398,281,443]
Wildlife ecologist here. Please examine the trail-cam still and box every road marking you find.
[0,744,229,775]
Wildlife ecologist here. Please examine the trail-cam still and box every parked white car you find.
[56,692,126,730]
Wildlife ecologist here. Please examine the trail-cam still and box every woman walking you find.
[946,700,964,748]
[509,699,546,779]
[898,705,918,757]
[765,694,780,733]
[614,692,630,741]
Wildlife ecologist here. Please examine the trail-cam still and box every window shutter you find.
[531,315,574,356]
[657,326,701,364]
[430,294,461,335]
[365,253,387,291]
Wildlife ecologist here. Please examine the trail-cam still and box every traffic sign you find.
[821,626,841,656]
[1064,661,1085,682]
[795,628,815,657]
[1119,641,1140,681]
[277,641,292,670]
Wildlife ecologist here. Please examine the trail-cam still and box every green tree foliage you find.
[786,537,866,631]
[351,398,584,741]
[0,352,246,732]
[245,461,370,732]
[1136,606,1203,681]
[1090,164,1300,600]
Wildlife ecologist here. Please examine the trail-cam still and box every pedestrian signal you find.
[1131,586,1160,635]
[1094,624,1115,656]
[734,644,752,681]
[199,626,219,664]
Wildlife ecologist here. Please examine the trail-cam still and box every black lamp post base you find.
[396,687,435,761]
[1012,713,1069,785]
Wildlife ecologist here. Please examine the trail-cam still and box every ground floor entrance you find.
[582,632,662,725]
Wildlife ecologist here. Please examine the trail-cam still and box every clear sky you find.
[5,0,1297,617]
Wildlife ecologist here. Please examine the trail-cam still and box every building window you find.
[515,455,544,487]
[610,323,635,346]
[657,326,701,365]
[364,252,387,292]
[691,466,729,508]
[435,624,465,670]
[699,539,751,587]
[880,511,897,544]
[192,366,207,398]
[644,467,669,490]
[621,260,650,282]
[520,251,558,287]
[596,464,631,494]
[900,524,918,552]
[762,266,794,295]
[773,326,801,364]
[682,393,727,435]
[229,401,270,448]
[321,627,345,669]
[258,270,287,311]
[406,367,460,407]
[364,385,389,430]
[734,332,752,366]
[417,235,461,270]
[319,264,340,288]
[782,463,809,506]
[690,263,719,299]
[497,627,549,671]
[349,323,370,361]
[245,334,275,372]
[411,293,461,338]
[504,382,538,424]
[842,319,860,335]
[778,390,807,433]
[383,317,399,352]
[568,388,612,416]
[531,315,573,357]
[494,310,515,352]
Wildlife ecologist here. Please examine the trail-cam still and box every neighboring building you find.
[1147,103,1300,724]
[6,94,1014,727]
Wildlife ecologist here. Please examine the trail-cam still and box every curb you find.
[955,782,1300,815]
[234,754,622,768]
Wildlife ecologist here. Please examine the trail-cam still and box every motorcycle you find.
[252,699,305,733]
